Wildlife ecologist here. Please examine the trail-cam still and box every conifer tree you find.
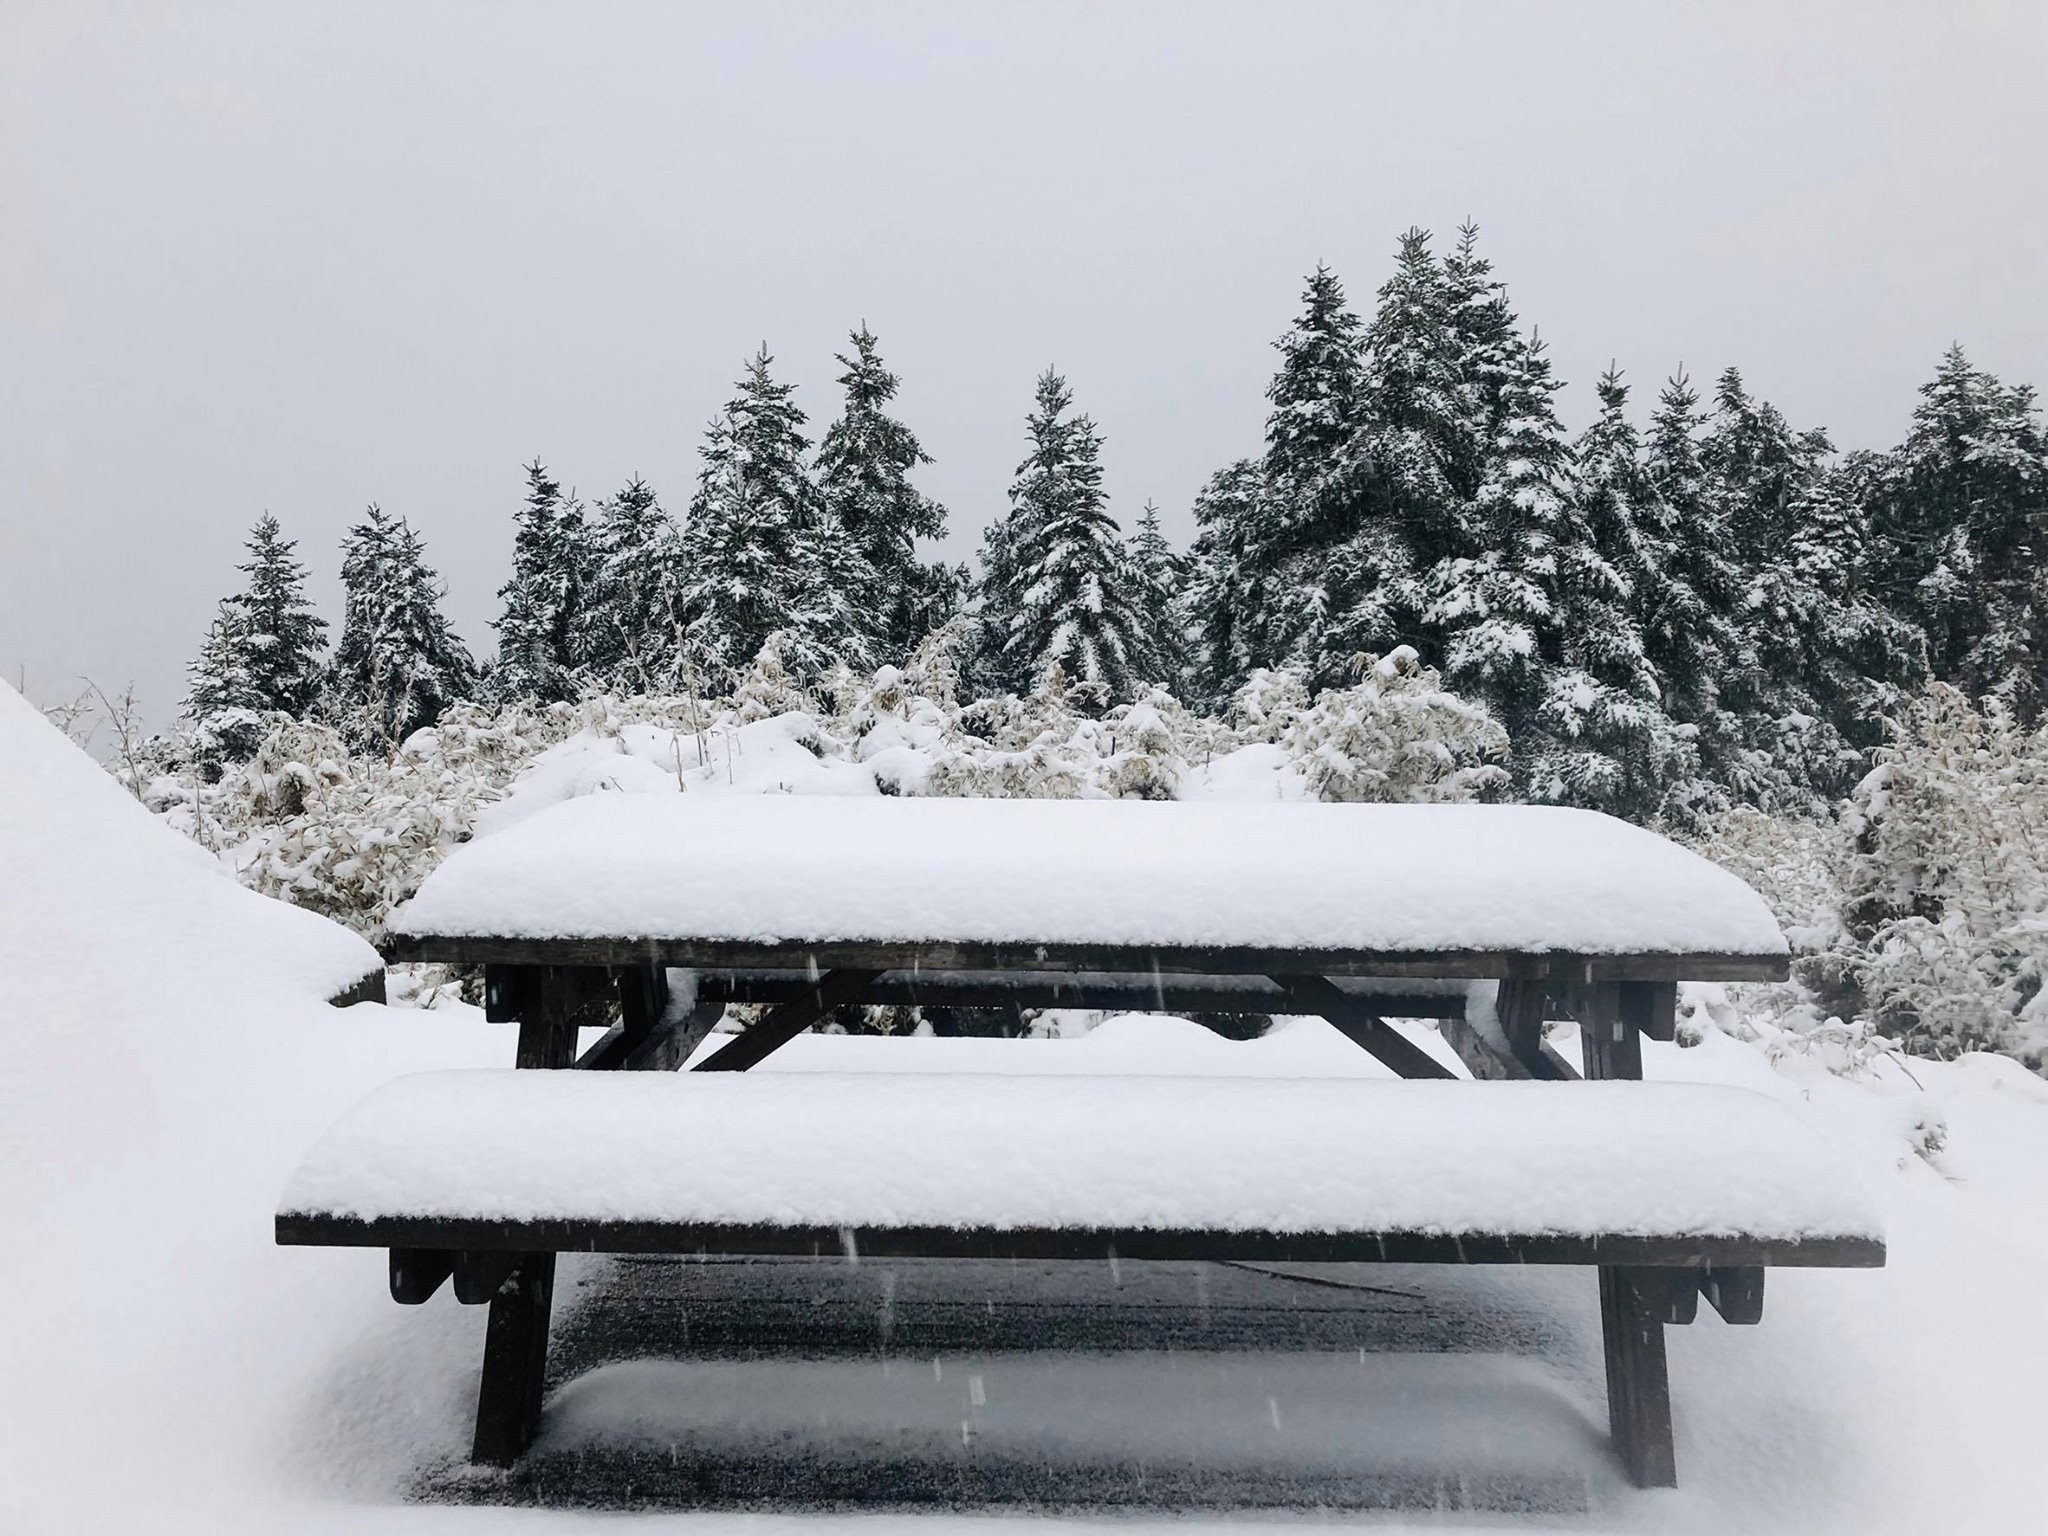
[1184,460,1275,708]
[579,476,685,691]
[815,324,949,661]
[675,347,871,681]
[493,460,595,702]
[1264,263,1366,513]
[326,504,476,751]
[1309,229,1466,684]
[1127,499,1192,690]
[180,600,267,769]
[1876,346,2048,721]
[1640,369,1751,790]
[976,370,1147,700]
[233,512,328,716]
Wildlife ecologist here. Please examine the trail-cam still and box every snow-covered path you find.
[6,679,2048,1534]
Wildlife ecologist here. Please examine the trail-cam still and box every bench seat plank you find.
[277,1072,1882,1261]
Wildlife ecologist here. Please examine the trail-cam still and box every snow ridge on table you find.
[279,1072,1879,1242]
[390,796,1786,958]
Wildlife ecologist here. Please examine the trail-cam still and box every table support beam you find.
[1268,975,1456,1079]
[693,969,885,1074]
[1574,978,1681,1486]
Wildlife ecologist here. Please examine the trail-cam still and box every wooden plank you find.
[1701,1265,1766,1325]
[1268,975,1456,1080]
[328,969,387,1008]
[692,969,885,1073]
[1622,979,1679,1043]
[574,965,669,1070]
[386,933,1791,985]
[625,996,726,1072]
[1571,982,1645,1082]
[1494,978,1580,1080]
[699,969,1470,1021]
[470,1252,555,1467]
[513,966,591,1069]
[453,1249,522,1305]
[389,1248,451,1305]
[276,1212,1885,1270]
[1571,982,1679,1482]
[1600,1266,1679,1487]
[1439,1015,1533,1081]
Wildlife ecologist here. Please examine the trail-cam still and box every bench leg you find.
[471,1252,556,1467]
[1599,1266,1677,1488]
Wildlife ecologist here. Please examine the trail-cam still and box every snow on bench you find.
[277,1070,1881,1259]
[387,796,1788,967]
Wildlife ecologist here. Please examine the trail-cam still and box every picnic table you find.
[278,795,1883,1491]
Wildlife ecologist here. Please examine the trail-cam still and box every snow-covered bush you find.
[1278,646,1509,803]
[125,631,1519,946]
[1838,686,2048,1065]
[1688,685,2048,1071]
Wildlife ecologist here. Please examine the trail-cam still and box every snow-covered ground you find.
[7,677,2048,1534]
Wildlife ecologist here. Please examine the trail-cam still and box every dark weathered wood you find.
[698,968,1471,1021]
[625,996,726,1071]
[389,1247,452,1304]
[277,1211,1884,1269]
[513,966,590,1069]
[692,969,886,1073]
[1622,979,1679,1043]
[471,1252,555,1466]
[1701,1265,1766,1325]
[1495,978,1581,1080]
[453,1249,522,1305]
[387,932,1790,985]
[1439,1015,1533,1080]
[573,965,669,1070]
[1571,982,1646,1081]
[1570,981,1679,1483]
[1268,975,1456,1080]
[328,968,387,1008]
[1600,1266,1679,1487]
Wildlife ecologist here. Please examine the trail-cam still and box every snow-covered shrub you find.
[1279,647,1509,803]
[1837,686,2048,1065]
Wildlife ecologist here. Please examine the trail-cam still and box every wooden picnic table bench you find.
[279,795,1883,1491]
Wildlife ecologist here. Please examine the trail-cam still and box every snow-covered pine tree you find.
[1127,499,1192,691]
[1640,370,1752,791]
[1184,460,1275,709]
[1875,346,2048,722]
[1263,263,1366,526]
[1551,368,1701,819]
[675,347,872,682]
[1308,230,1466,686]
[976,369,1147,702]
[1743,451,1926,804]
[233,512,328,716]
[493,460,595,703]
[326,504,477,752]
[579,475,685,691]
[180,599,267,769]
[814,324,949,662]
[1700,368,1816,572]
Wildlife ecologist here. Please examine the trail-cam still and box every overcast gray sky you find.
[5,1,2045,724]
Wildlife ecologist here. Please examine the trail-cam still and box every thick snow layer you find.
[12,674,2048,1533]
[281,1071,1878,1243]
[393,794,1787,958]
[0,685,383,1005]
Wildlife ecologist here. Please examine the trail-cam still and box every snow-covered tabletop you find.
[388,796,1787,967]
[278,1070,1881,1248]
